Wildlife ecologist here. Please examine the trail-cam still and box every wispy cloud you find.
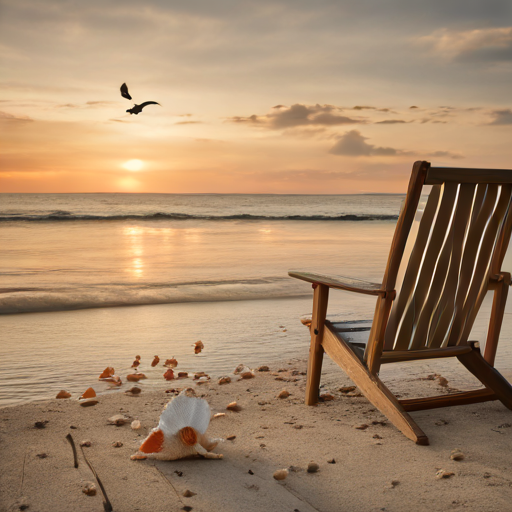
[488,109,512,125]
[329,130,403,156]
[0,110,33,122]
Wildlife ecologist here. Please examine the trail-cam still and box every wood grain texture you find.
[322,322,429,445]
[380,345,471,363]
[305,284,329,405]
[399,388,497,412]
[426,167,512,185]
[484,275,510,365]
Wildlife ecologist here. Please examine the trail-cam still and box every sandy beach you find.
[2,356,512,512]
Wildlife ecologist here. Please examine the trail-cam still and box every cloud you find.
[375,119,407,124]
[427,150,464,159]
[0,111,33,122]
[227,103,362,129]
[420,27,512,63]
[174,120,203,125]
[488,109,512,125]
[329,130,402,156]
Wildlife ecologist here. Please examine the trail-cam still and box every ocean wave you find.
[0,277,310,314]
[0,212,398,222]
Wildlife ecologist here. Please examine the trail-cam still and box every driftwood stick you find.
[80,444,114,512]
[65,433,79,469]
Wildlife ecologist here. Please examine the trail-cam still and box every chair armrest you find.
[288,270,393,297]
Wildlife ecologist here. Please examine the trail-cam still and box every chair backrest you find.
[382,162,512,351]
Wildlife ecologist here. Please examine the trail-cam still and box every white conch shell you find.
[131,392,223,461]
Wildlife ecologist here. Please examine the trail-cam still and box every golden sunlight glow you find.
[122,159,144,172]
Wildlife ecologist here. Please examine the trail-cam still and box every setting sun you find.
[122,159,144,172]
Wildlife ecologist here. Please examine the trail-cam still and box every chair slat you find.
[384,186,441,350]
[446,185,500,345]
[411,184,475,349]
[427,185,487,347]
[426,167,512,185]
[395,184,458,350]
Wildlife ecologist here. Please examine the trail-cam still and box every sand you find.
[1,359,512,512]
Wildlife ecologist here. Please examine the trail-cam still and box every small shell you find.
[277,390,290,399]
[177,372,189,378]
[101,374,122,385]
[240,371,255,380]
[112,441,123,447]
[79,399,99,407]
[164,357,178,368]
[131,360,140,368]
[193,372,210,381]
[135,355,141,360]
[56,390,71,399]
[164,369,175,381]
[436,470,455,479]
[257,365,270,372]
[226,401,241,412]
[125,387,141,395]
[234,364,246,374]
[218,376,231,385]
[80,387,96,400]
[151,356,160,367]
[273,469,288,480]
[194,341,204,354]
[320,393,334,401]
[82,482,97,496]
[127,373,146,382]
[80,440,92,447]
[450,449,465,461]
[307,462,320,473]
[98,367,115,379]
[183,490,197,497]
[131,420,141,430]
[108,414,129,426]
[213,413,226,419]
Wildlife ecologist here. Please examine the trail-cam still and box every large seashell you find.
[164,357,178,368]
[99,367,115,379]
[80,387,96,400]
[56,390,71,399]
[164,369,175,381]
[194,341,204,354]
[151,356,160,367]
[131,394,222,460]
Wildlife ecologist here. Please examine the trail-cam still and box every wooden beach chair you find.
[289,161,512,445]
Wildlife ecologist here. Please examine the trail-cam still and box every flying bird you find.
[120,82,160,115]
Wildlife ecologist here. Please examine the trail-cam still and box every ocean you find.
[2,193,511,407]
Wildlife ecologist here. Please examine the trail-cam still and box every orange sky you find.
[1,1,511,194]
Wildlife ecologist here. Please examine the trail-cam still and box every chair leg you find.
[322,324,429,445]
[305,284,329,405]
[457,342,512,411]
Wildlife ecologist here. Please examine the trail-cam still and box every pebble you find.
[339,386,356,393]
[307,462,320,473]
[319,393,334,401]
[218,376,231,385]
[355,424,369,430]
[125,387,142,395]
[240,371,255,379]
[178,372,189,378]
[435,469,455,479]
[56,390,71,399]
[373,434,383,439]
[257,365,270,372]
[450,449,465,461]
[213,413,226,419]
[226,435,236,441]
[80,440,92,447]
[273,469,289,480]
[182,506,193,512]
[34,420,48,429]
[327,458,336,464]
[108,414,129,426]
[183,490,197,497]
[82,482,97,496]
[226,401,242,412]
[372,420,387,426]
[277,390,290,399]
[36,453,48,458]
[112,441,123,447]
[131,420,141,430]
[79,399,99,407]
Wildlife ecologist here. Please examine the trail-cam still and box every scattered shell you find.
[131,360,140,368]
[273,469,288,480]
[355,424,369,430]
[307,462,320,473]
[196,376,210,385]
[372,420,387,426]
[183,490,197,497]
[177,372,189,378]
[165,388,181,395]
[373,434,383,440]
[164,369,175,381]
[164,357,178,368]
[181,388,196,397]
[300,318,312,326]
[80,440,92,447]
[213,413,226,419]
[101,374,122,385]
[56,390,71,399]
[194,341,204,354]
[98,367,115,379]
[112,441,123,448]
[277,390,290,399]
[193,372,210,380]
[125,387,142,395]
[388,480,400,488]
[127,373,146,382]
[319,393,334,401]
[36,452,48,458]
[240,371,255,380]
[135,355,141,360]
[79,387,96,400]
[233,364,246,374]
[339,386,356,393]
[108,414,129,426]
[218,376,231,385]
[131,420,141,430]
[327,458,336,464]
[226,401,242,412]
[34,420,48,429]
[257,365,270,372]
[79,399,99,407]
[82,482,97,496]
[226,435,236,441]
[151,356,160,367]
[450,449,465,461]
[436,469,455,479]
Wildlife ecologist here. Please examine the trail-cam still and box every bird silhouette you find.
[120,83,160,115]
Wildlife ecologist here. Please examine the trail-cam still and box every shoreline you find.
[2,358,512,512]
